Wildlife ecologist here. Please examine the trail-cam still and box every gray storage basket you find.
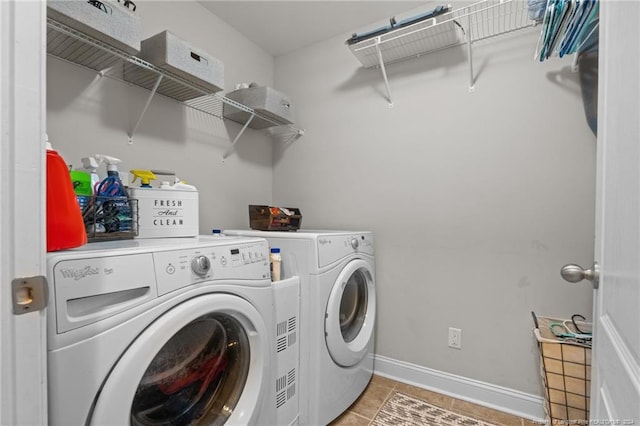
[47,0,141,57]
[129,30,224,99]
[224,86,295,129]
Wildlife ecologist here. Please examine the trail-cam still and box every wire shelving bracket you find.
[222,113,255,160]
[348,0,537,100]
[128,74,163,144]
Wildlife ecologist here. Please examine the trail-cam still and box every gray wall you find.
[273,27,596,394]
[47,1,274,232]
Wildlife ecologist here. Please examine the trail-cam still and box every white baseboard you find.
[373,354,546,423]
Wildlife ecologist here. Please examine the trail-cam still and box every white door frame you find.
[589,0,640,421]
[0,1,48,424]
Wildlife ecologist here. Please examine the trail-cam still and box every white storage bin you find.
[47,0,141,55]
[128,186,199,238]
[137,30,224,95]
[224,86,295,129]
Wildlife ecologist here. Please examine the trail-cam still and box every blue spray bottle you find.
[94,154,132,232]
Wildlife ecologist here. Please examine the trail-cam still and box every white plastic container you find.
[127,183,199,238]
[270,247,282,282]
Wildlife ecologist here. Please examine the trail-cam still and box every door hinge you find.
[12,276,48,315]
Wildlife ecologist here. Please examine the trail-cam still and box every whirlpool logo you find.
[59,266,100,281]
[318,238,332,245]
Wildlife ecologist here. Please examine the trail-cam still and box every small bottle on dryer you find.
[270,248,282,282]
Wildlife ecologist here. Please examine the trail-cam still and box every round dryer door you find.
[90,294,270,425]
[325,259,376,367]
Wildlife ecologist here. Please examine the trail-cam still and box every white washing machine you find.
[224,230,376,425]
[46,236,277,426]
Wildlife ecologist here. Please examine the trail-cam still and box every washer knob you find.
[191,255,211,276]
[350,238,359,249]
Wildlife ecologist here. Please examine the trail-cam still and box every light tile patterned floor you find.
[329,375,541,426]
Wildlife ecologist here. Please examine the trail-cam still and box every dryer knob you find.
[350,238,359,249]
[191,255,211,276]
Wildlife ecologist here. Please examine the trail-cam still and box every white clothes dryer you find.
[224,230,376,425]
[46,236,276,426]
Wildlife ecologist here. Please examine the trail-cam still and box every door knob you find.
[561,262,599,289]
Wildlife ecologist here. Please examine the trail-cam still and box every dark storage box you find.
[249,205,302,231]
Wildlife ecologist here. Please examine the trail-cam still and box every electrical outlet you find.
[448,327,462,349]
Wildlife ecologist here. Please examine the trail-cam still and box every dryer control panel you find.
[153,241,271,296]
[317,233,374,268]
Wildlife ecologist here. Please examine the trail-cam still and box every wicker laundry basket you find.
[533,314,592,425]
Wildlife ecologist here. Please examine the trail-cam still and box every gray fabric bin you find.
[137,31,224,94]
[47,0,141,55]
[224,86,294,129]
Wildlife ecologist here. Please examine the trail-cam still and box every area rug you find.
[372,392,499,426]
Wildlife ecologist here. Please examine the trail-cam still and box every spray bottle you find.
[94,154,127,196]
[93,154,131,232]
[95,154,122,178]
[81,156,101,194]
[130,170,157,188]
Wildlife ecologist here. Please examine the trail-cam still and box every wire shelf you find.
[350,0,535,69]
[350,15,460,68]
[46,18,303,139]
[465,0,535,42]
[348,0,538,101]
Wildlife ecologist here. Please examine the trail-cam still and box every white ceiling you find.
[199,1,428,57]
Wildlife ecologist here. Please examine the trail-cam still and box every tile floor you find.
[329,375,542,426]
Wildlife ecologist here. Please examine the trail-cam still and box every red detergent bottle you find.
[46,135,87,252]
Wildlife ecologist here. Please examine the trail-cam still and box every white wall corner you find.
[373,354,546,423]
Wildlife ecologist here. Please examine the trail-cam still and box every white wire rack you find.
[46,18,303,159]
[350,16,459,69]
[349,0,537,102]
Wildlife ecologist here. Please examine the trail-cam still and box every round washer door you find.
[90,293,269,425]
[325,259,376,367]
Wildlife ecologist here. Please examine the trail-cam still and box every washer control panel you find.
[191,255,211,276]
[154,241,270,296]
[350,237,360,249]
[317,233,374,268]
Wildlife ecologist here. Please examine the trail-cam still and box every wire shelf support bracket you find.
[128,74,163,144]
[466,11,475,92]
[374,37,394,107]
[222,113,255,161]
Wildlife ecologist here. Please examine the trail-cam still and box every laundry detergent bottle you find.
[46,135,87,252]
